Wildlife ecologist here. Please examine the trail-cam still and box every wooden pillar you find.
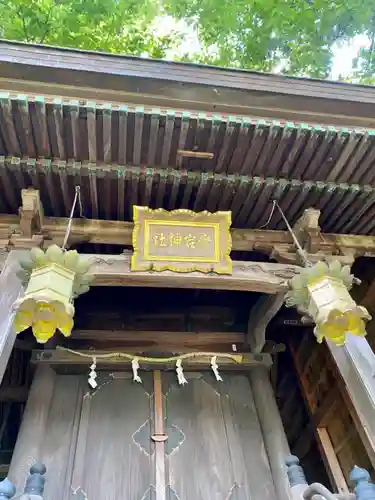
[0,250,25,384]
[327,336,375,467]
[249,365,291,500]
[8,365,56,493]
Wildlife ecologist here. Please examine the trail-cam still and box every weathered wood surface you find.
[1,249,300,292]
[1,39,375,127]
[0,250,26,384]
[32,349,272,371]
[70,372,154,500]
[249,366,291,500]
[327,336,375,469]
[41,376,83,500]
[163,372,276,500]
[9,369,282,500]
[8,365,56,493]
[89,254,300,293]
[154,371,166,500]
[2,213,375,258]
[70,329,245,353]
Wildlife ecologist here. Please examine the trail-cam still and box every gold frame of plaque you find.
[131,206,232,274]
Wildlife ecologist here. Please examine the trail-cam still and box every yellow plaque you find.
[131,207,232,274]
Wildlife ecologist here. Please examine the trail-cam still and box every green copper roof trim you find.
[68,99,79,109]
[4,93,375,135]
[0,156,373,194]
[86,101,96,111]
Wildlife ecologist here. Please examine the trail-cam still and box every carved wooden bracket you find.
[19,188,44,238]
[293,207,321,252]
[271,208,357,266]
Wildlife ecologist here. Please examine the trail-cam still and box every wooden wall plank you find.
[317,428,348,494]
[41,375,82,500]
[8,365,56,493]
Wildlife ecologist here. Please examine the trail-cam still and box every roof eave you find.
[0,40,375,128]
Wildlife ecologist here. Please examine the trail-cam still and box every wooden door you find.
[163,372,276,500]
[66,371,276,500]
[70,372,155,500]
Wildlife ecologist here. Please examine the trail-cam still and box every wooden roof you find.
[1,42,375,235]
[1,40,375,127]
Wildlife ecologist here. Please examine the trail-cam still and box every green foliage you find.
[1,0,375,82]
[164,0,375,80]
[0,0,177,58]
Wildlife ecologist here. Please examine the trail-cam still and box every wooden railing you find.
[286,455,375,500]
[0,463,46,499]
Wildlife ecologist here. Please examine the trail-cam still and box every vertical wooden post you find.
[8,365,56,493]
[327,336,375,467]
[249,366,291,500]
[153,370,166,500]
[0,250,25,385]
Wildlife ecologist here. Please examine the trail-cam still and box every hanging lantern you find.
[13,245,93,343]
[285,260,371,346]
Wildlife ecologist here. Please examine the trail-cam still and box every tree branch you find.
[16,8,30,42]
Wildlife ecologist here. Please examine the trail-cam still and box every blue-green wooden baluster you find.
[0,478,15,500]
[24,463,46,496]
[350,466,375,500]
[286,455,308,487]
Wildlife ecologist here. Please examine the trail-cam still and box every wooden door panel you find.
[164,372,234,499]
[220,376,277,500]
[163,372,276,500]
[70,372,154,500]
[39,370,276,500]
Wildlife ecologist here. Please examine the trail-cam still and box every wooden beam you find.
[71,329,244,350]
[317,428,349,494]
[87,254,300,293]
[247,293,285,352]
[0,248,300,292]
[32,349,272,371]
[2,212,375,261]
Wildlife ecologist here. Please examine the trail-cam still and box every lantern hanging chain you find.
[263,199,312,268]
[62,186,83,251]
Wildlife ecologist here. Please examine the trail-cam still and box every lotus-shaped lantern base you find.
[14,296,74,344]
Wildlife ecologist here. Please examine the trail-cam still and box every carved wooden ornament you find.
[131,207,232,274]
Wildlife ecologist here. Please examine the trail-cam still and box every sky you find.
[331,34,370,79]
[155,16,371,81]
